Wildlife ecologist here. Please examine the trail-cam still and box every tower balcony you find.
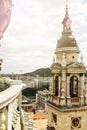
[48,94,86,108]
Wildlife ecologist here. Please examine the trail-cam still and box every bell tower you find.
[47,1,87,130]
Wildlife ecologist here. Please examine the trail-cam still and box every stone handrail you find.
[0,84,24,110]
[0,81,25,130]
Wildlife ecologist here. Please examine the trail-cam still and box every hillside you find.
[23,68,51,77]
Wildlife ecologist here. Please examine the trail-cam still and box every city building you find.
[22,95,33,112]
[22,75,51,89]
[36,90,49,110]
[47,1,87,130]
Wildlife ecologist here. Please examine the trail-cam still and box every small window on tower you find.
[72,56,75,59]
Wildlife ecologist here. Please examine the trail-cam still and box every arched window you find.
[55,76,58,96]
[70,76,78,98]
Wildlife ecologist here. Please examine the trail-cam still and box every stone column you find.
[60,69,66,106]
[53,74,56,95]
[51,74,54,95]
[58,75,61,105]
[58,75,61,97]
[80,75,84,105]
[0,111,6,130]
[66,76,71,106]
[84,84,87,105]
[49,74,54,103]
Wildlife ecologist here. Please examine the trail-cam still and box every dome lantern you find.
[55,0,80,65]
[62,0,72,31]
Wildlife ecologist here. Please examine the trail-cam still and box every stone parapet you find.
[0,79,24,130]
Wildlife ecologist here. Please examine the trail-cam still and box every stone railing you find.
[48,95,81,107]
[0,79,25,130]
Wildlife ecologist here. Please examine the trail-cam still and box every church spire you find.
[62,0,72,31]
[66,0,69,16]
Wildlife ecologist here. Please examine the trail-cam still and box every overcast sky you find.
[0,0,87,74]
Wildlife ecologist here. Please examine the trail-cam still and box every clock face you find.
[0,0,12,36]
[71,117,81,129]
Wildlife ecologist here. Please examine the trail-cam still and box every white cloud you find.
[0,0,87,73]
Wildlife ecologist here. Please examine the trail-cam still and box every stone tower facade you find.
[47,1,87,130]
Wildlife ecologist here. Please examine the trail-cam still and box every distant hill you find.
[23,68,51,77]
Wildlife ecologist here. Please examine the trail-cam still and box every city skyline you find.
[0,0,87,74]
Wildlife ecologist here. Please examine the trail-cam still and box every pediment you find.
[50,63,61,70]
[67,62,85,69]
[67,62,86,73]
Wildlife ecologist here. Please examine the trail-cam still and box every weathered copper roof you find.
[57,30,79,48]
